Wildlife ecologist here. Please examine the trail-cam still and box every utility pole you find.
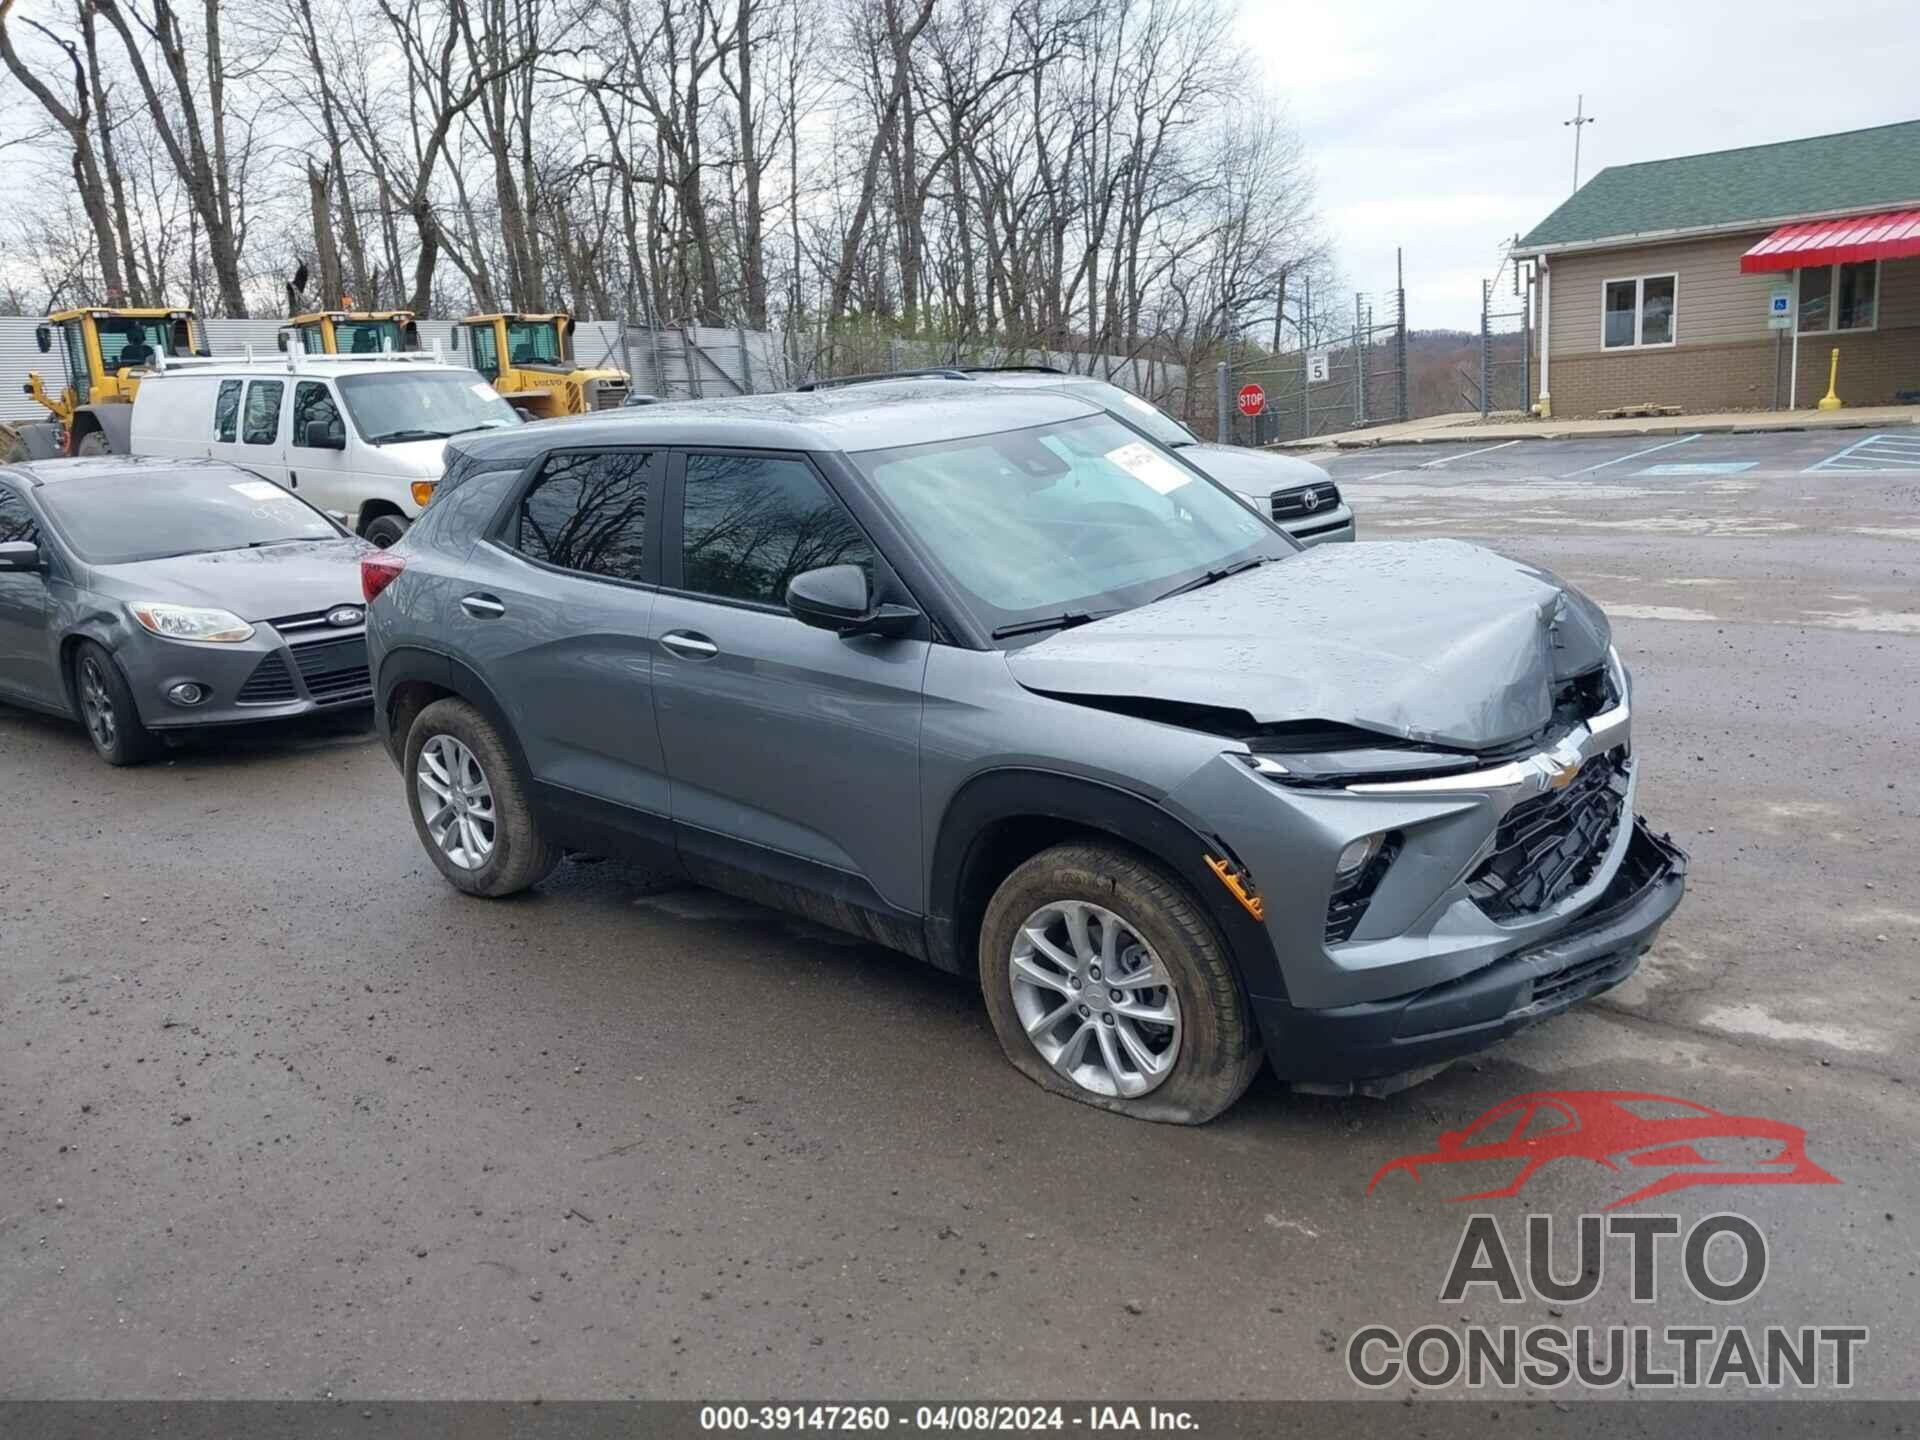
[1564,94,1596,193]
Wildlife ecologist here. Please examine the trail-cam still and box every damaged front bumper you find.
[1253,821,1688,1094]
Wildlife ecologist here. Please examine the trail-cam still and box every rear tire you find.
[72,641,155,766]
[404,698,559,897]
[978,841,1263,1124]
[75,430,112,457]
[363,514,409,548]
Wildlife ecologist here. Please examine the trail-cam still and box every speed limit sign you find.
[1236,383,1266,418]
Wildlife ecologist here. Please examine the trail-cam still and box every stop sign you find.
[1237,383,1266,418]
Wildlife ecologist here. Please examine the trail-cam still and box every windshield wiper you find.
[991,609,1119,640]
[367,427,451,443]
[1150,554,1280,605]
[246,537,320,548]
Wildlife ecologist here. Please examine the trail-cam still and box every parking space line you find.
[1354,437,1522,481]
[1800,432,1920,473]
[1564,433,1701,476]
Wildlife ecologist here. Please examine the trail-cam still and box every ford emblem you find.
[327,606,365,627]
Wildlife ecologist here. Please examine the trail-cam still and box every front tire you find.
[72,641,155,766]
[75,430,112,457]
[404,698,559,897]
[363,514,409,548]
[978,842,1263,1124]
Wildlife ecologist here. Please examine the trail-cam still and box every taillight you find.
[361,550,408,602]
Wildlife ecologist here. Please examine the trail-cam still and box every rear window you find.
[37,467,342,564]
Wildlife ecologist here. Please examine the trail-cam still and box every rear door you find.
[448,446,671,848]
[649,449,929,916]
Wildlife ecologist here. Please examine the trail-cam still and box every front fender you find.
[925,766,1282,991]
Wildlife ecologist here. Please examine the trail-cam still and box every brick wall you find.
[1548,324,1920,416]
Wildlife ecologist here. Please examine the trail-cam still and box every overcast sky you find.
[1244,0,1920,332]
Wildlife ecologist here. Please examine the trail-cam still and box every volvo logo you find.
[1300,487,1321,512]
[326,606,365,628]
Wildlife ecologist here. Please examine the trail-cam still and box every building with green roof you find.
[1512,120,1920,416]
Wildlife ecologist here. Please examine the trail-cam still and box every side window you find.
[469,325,499,381]
[243,381,284,446]
[680,453,874,608]
[292,381,343,448]
[0,487,39,545]
[513,450,655,585]
[213,379,243,443]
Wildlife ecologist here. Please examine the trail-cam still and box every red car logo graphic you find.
[1367,1090,1840,1209]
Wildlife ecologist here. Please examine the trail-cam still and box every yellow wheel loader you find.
[282,310,422,356]
[456,313,630,417]
[3,307,206,461]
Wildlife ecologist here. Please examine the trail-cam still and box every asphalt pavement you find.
[3,426,1917,1404]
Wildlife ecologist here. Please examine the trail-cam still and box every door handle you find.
[659,630,718,659]
[460,593,506,618]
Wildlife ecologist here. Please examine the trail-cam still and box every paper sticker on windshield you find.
[472,382,497,401]
[1106,440,1191,495]
[230,480,283,501]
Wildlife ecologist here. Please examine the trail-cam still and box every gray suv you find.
[800,366,1353,546]
[365,384,1685,1123]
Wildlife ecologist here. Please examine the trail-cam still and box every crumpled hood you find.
[93,539,371,622]
[1175,442,1332,496]
[1005,540,1612,751]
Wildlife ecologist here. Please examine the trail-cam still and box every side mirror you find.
[786,564,919,638]
[401,322,421,352]
[305,421,346,450]
[0,540,41,572]
[35,325,52,354]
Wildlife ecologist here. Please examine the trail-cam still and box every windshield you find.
[96,318,180,370]
[336,370,521,443]
[852,414,1286,638]
[505,320,563,366]
[336,320,405,354]
[38,467,342,565]
[1080,380,1196,448]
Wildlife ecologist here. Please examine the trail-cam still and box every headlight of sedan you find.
[128,602,255,643]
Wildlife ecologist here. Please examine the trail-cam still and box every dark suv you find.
[364,384,1685,1123]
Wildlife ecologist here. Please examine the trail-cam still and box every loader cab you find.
[285,311,421,357]
[35,308,201,404]
[457,313,573,382]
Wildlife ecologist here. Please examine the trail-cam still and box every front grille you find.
[267,605,364,635]
[290,634,371,703]
[1468,751,1628,921]
[236,652,298,704]
[1324,834,1403,945]
[592,381,631,411]
[1271,480,1342,521]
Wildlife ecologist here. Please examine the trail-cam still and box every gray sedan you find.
[0,456,373,765]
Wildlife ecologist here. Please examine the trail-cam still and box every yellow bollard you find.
[1818,348,1843,411]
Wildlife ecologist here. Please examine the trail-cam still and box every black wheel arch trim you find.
[926,767,1283,994]
[374,645,532,780]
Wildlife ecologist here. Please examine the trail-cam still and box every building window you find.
[1798,261,1877,334]
[1601,274,1677,349]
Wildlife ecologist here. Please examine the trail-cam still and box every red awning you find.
[1740,209,1920,272]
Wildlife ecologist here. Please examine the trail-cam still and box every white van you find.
[128,354,523,545]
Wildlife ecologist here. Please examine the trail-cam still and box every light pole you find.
[1564,94,1596,193]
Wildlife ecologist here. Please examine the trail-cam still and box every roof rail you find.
[795,367,975,392]
[956,364,1068,376]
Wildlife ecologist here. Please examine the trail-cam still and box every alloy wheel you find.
[416,734,496,870]
[78,656,117,751]
[1008,899,1182,1098]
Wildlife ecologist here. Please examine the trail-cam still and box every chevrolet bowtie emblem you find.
[1545,758,1582,790]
